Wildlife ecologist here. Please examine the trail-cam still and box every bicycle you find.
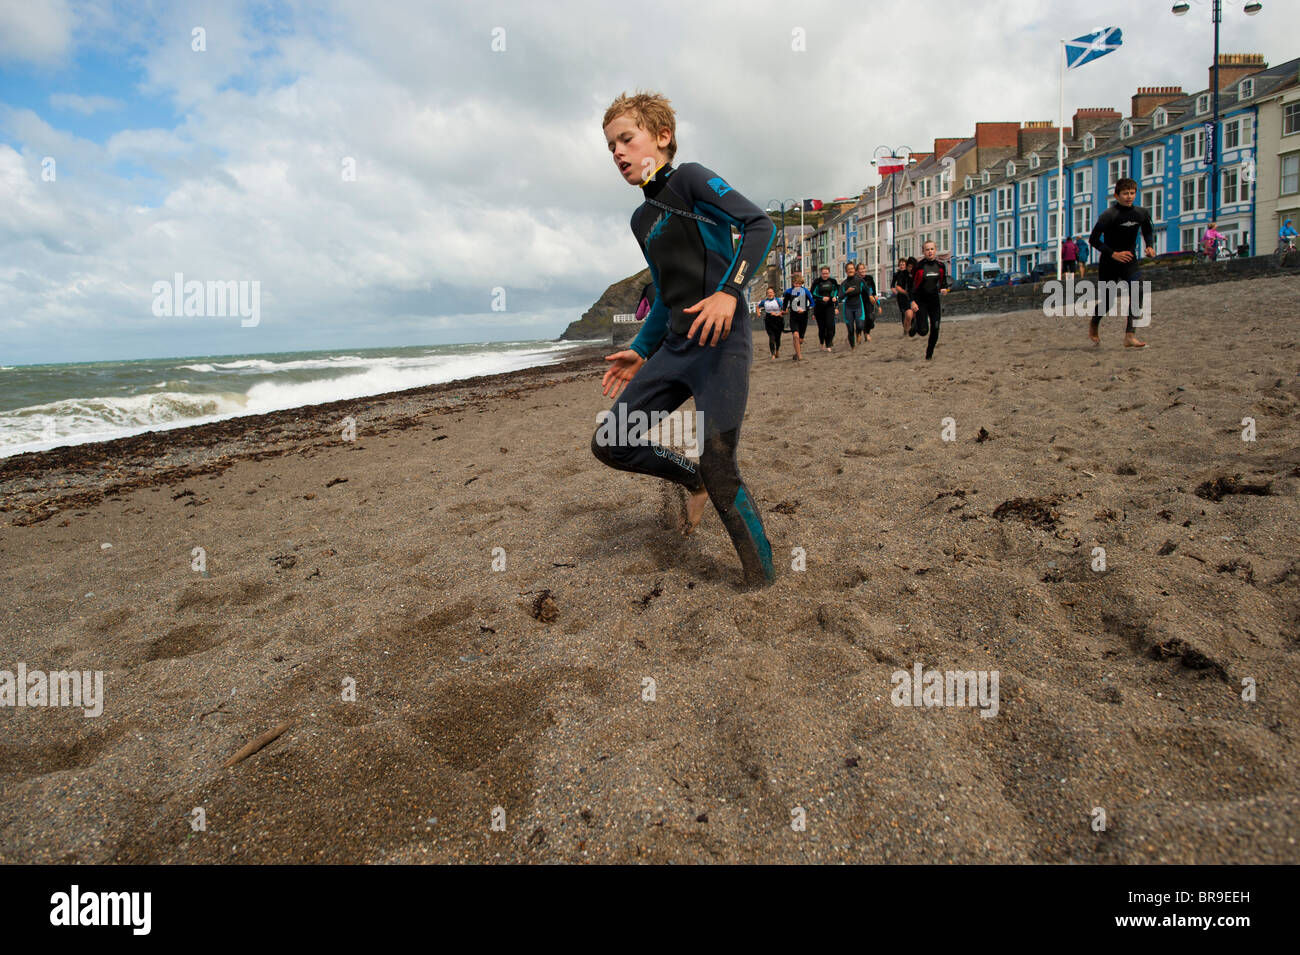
[1197,237,1232,263]
[1276,236,1298,267]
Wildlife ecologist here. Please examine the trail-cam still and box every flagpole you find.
[874,183,880,295]
[1057,39,1065,283]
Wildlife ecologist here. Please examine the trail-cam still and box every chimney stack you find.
[1018,122,1063,156]
[1131,86,1184,118]
[933,137,964,159]
[1073,107,1122,141]
[1211,54,1266,92]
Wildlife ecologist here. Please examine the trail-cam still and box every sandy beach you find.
[2,274,1298,864]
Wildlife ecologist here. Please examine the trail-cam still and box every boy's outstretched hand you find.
[684,290,737,346]
[602,350,645,399]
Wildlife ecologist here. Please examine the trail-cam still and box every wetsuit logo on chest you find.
[646,212,670,245]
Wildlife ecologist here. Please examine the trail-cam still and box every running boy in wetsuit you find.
[782,273,812,361]
[910,241,948,359]
[1088,177,1154,348]
[594,91,776,588]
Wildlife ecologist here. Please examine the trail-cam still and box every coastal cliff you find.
[559,268,650,341]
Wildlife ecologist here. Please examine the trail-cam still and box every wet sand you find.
[1,275,1298,863]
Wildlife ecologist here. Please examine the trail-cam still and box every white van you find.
[959,262,1002,287]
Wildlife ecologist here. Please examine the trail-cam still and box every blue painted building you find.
[950,55,1298,277]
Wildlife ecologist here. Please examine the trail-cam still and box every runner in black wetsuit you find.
[909,242,949,359]
[1088,176,1154,348]
[809,266,840,351]
[855,262,877,341]
[891,258,914,335]
[840,263,861,349]
[782,274,812,361]
[595,92,776,587]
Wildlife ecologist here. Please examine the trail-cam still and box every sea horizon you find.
[0,338,595,459]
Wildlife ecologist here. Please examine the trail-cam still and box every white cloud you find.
[0,0,74,66]
[48,93,122,114]
[1,0,1297,363]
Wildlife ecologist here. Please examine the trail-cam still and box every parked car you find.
[987,272,1014,287]
[1026,262,1060,284]
[950,278,981,292]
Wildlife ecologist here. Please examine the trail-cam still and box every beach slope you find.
[1,276,1297,863]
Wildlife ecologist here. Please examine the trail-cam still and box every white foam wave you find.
[0,391,249,453]
[0,344,581,457]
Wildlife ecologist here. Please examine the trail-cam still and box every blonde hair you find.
[603,91,677,162]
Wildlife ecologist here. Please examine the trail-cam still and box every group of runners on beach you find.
[594,90,1167,590]
[754,241,952,363]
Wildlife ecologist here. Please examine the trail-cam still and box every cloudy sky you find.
[2,0,1296,365]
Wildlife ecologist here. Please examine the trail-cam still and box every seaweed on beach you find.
[991,496,1061,529]
[1194,475,1272,502]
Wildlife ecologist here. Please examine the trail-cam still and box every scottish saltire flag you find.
[1066,27,1123,69]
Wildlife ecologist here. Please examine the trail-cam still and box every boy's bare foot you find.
[683,487,709,535]
[1088,319,1100,345]
[1124,334,1147,348]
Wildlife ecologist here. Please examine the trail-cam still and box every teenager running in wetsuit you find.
[758,286,784,359]
[1088,176,1154,348]
[840,262,861,349]
[782,273,812,361]
[909,241,949,360]
[855,262,877,342]
[594,91,776,588]
[809,266,840,351]
[893,257,916,335]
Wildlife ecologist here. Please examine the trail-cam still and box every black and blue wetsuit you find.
[808,276,840,347]
[858,274,877,336]
[590,162,776,587]
[782,284,813,337]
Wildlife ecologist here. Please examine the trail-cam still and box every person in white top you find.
[756,285,785,360]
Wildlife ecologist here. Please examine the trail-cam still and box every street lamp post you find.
[873,146,913,268]
[1172,0,1263,226]
[766,198,800,293]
